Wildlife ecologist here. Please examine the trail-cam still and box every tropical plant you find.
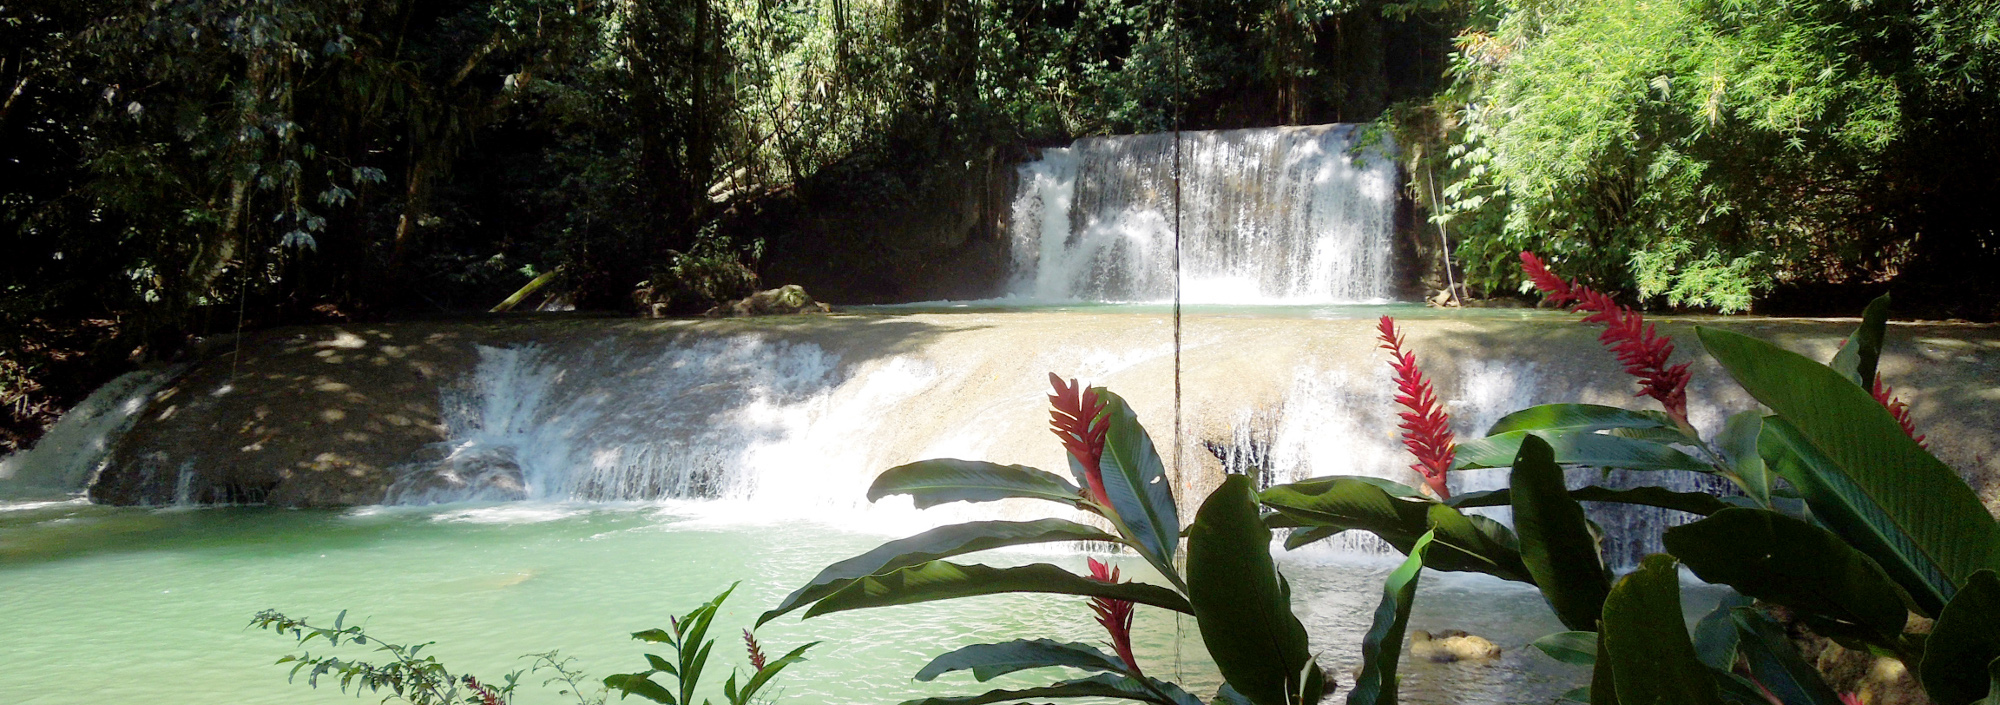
[251,609,528,705]
[605,583,816,705]
[1263,250,2000,704]
[758,374,1330,705]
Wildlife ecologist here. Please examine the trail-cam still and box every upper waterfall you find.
[1007,124,1399,304]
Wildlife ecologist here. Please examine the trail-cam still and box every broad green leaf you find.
[1511,434,1612,631]
[915,639,1126,682]
[1600,554,1724,705]
[1349,531,1433,705]
[1715,411,1770,507]
[896,673,1203,705]
[1664,508,1907,641]
[1261,477,1433,554]
[1732,608,1844,705]
[1691,594,1752,672]
[804,561,1193,619]
[1188,474,1320,705]
[1488,404,1676,435]
[759,519,1120,625]
[1829,294,1892,389]
[1703,326,2000,616]
[868,459,1087,510]
[1457,429,1709,472]
[1977,659,2000,705]
[1923,570,2000,705]
[1590,633,1618,705]
[1424,503,1535,583]
[1095,390,1182,582]
[1449,485,1731,516]
[1532,631,1598,665]
[604,673,677,704]
[1282,525,1342,550]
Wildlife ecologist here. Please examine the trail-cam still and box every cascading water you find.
[0,366,179,499]
[1008,124,1399,303]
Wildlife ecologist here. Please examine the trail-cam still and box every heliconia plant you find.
[757,374,1329,705]
[1377,316,1455,500]
[1263,252,1992,705]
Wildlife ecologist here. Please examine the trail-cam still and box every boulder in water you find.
[704,285,831,317]
[1409,630,1502,663]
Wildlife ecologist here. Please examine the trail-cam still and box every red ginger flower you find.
[1519,252,1692,424]
[1871,379,1926,448]
[1378,316,1455,500]
[1086,557,1141,676]
[1050,374,1111,506]
[464,676,503,705]
[743,629,768,670]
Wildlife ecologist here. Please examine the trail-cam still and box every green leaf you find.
[604,674,678,704]
[1732,608,1844,705]
[1600,554,1724,705]
[868,459,1087,510]
[1282,525,1343,550]
[1348,531,1433,705]
[1511,434,1612,632]
[1488,404,1677,435]
[1261,476,1432,554]
[1424,502,1535,583]
[1664,508,1907,641]
[895,673,1203,705]
[1703,326,2000,616]
[759,519,1120,625]
[1457,429,1709,472]
[1095,390,1182,582]
[914,639,1126,682]
[1188,474,1320,705]
[1923,570,2000,705]
[1533,632,1599,665]
[1449,485,1731,516]
[1829,294,1892,389]
[1691,594,1752,673]
[804,561,1193,619]
[1715,411,1770,507]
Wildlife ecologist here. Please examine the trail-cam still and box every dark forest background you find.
[3,0,1995,451]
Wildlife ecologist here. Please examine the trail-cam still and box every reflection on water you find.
[0,499,1723,705]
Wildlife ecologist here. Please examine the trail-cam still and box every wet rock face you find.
[703,285,832,317]
[385,445,529,504]
[88,326,476,507]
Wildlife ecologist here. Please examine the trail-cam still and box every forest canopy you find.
[1,0,1996,450]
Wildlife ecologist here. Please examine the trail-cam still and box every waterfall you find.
[0,366,178,499]
[1008,124,1399,303]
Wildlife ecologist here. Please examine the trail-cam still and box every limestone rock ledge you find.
[89,325,479,506]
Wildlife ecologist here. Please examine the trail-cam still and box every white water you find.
[0,367,178,498]
[1008,124,1399,304]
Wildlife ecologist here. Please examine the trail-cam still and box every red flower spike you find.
[1378,316,1456,500]
[1086,557,1141,676]
[1871,379,1926,448]
[1519,252,1692,424]
[1838,693,1862,705]
[464,676,503,705]
[1049,373,1111,507]
[743,629,769,670]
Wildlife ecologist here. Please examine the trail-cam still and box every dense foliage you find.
[1409,0,2000,314]
[0,0,1452,451]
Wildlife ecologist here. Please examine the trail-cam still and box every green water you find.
[0,498,1598,705]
